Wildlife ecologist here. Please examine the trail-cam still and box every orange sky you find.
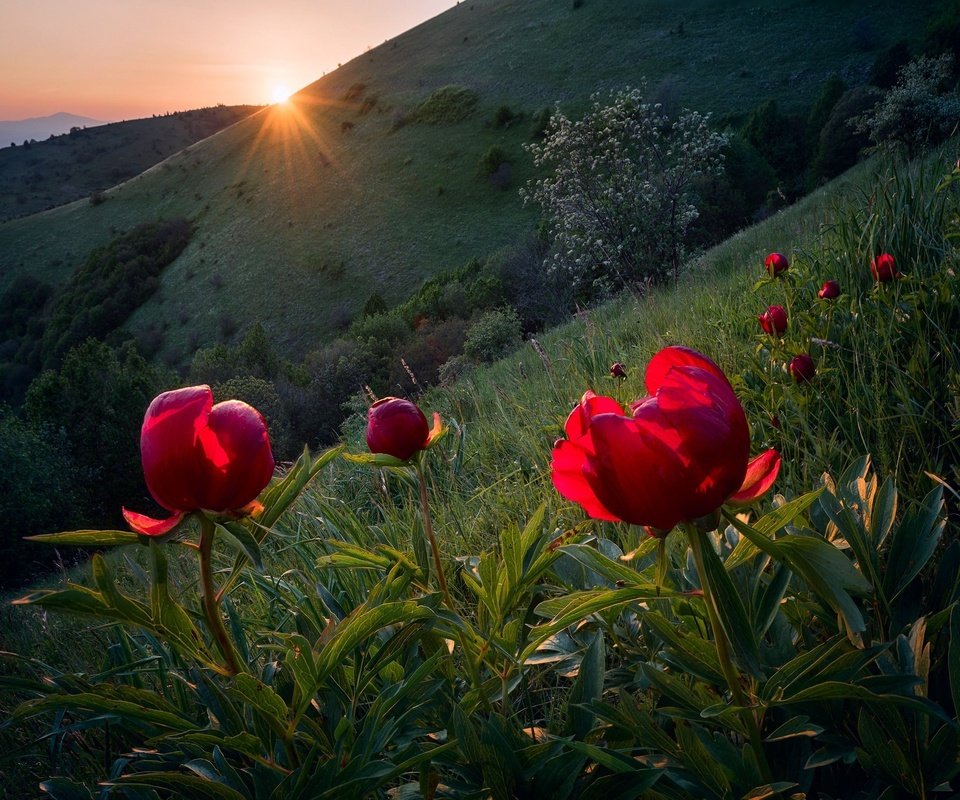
[0,0,455,121]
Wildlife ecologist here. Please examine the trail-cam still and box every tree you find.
[855,54,960,156]
[522,88,727,293]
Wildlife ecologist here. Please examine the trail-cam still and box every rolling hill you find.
[0,106,263,221]
[0,0,940,365]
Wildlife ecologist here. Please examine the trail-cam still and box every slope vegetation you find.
[0,0,937,363]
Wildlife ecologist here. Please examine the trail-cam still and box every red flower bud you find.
[870,253,899,282]
[123,386,275,536]
[764,252,789,277]
[551,346,780,531]
[789,354,816,383]
[758,305,788,335]
[818,280,841,299]
[610,362,627,379]
[366,397,430,460]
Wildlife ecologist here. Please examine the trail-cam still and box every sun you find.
[270,84,292,105]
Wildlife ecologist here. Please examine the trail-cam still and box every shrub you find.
[411,85,479,124]
[0,409,80,588]
[810,85,880,182]
[741,98,805,182]
[805,74,847,158]
[463,307,522,362]
[478,145,510,177]
[492,104,517,128]
[855,53,960,156]
[214,376,294,459]
[530,107,553,139]
[35,218,192,370]
[523,87,727,291]
[24,340,173,525]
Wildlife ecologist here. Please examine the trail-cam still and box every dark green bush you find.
[38,218,192,370]
[463,307,522,362]
[810,85,880,183]
[0,409,81,588]
[411,85,479,124]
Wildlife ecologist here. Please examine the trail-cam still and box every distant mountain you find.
[0,113,108,147]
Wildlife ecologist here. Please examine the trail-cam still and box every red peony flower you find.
[870,253,899,282]
[818,280,841,299]
[123,386,275,536]
[789,354,816,383]
[551,346,780,531]
[610,362,627,379]
[765,252,789,277]
[367,397,442,461]
[758,305,788,335]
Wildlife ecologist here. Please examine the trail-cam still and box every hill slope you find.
[0,106,262,221]
[0,0,939,364]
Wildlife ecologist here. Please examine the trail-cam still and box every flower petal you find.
[585,411,692,530]
[203,400,275,511]
[564,391,624,441]
[551,438,621,522]
[728,449,781,506]
[122,508,186,537]
[140,386,213,512]
[644,346,730,396]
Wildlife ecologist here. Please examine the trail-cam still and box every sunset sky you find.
[0,0,455,121]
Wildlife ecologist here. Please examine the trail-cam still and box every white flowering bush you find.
[521,88,727,294]
[855,54,960,156]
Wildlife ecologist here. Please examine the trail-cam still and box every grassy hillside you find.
[0,0,940,365]
[3,147,957,796]
[0,105,262,221]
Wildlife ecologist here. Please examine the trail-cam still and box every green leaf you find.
[725,489,823,570]
[558,543,647,587]
[104,773,248,800]
[524,586,674,662]
[24,529,140,547]
[342,451,409,468]
[219,521,264,570]
[950,604,960,719]
[775,681,953,723]
[695,531,762,678]
[12,691,194,731]
[743,783,799,800]
[228,673,288,735]
[726,514,870,641]
[764,715,825,742]
[883,486,945,601]
[565,631,605,740]
[258,444,344,530]
[643,612,725,685]
[38,778,95,800]
[300,600,435,715]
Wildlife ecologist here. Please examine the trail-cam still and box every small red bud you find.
[789,354,816,384]
[818,280,841,299]
[764,252,789,277]
[757,305,788,335]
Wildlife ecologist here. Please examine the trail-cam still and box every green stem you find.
[656,536,667,595]
[684,524,772,782]
[416,462,452,610]
[199,515,242,677]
